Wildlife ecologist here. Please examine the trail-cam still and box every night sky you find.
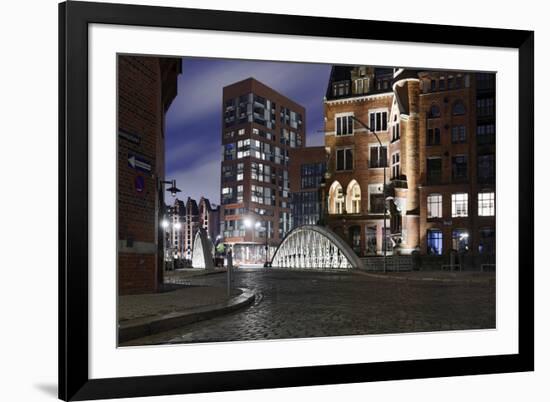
[165,57,332,206]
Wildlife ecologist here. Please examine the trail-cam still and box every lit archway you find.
[271,225,364,270]
[328,181,344,214]
[346,180,361,214]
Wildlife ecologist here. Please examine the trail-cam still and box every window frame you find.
[452,192,469,218]
[368,108,389,132]
[335,112,355,136]
[336,146,354,171]
[427,193,443,219]
[478,191,495,216]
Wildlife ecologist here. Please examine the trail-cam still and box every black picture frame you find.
[59,1,534,400]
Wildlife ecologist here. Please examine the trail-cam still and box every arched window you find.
[428,104,440,118]
[452,100,466,115]
[328,181,345,214]
[346,180,361,214]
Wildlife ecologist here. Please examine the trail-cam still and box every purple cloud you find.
[165,57,332,204]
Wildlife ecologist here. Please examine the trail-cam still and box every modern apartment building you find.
[288,146,327,228]
[323,66,495,263]
[220,78,306,264]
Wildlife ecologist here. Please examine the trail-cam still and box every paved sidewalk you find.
[163,268,226,283]
[118,284,255,344]
[119,285,236,322]
[355,270,495,283]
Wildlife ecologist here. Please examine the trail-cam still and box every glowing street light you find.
[244,218,253,228]
[173,222,182,230]
[161,179,181,197]
[161,219,169,229]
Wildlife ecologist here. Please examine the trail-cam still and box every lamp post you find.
[350,116,388,274]
[250,210,270,267]
[244,212,269,267]
[159,179,181,273]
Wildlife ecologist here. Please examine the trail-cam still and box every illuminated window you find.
[328,181,345,214]
[452,193,468,217]
[346,180,361,214]
[427,194,442,218]
[478,192,495,216]
[427,230,443,255]
[452,229,469,252]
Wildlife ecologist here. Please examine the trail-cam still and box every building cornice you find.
[324,92,394,105]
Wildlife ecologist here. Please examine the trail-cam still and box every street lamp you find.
[247,211,270,267]
[350,116,388,274]
[162,179,181,197]
[159,178,181,275]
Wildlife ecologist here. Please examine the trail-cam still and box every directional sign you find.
[118,129,141,145]
[128,153,152,173]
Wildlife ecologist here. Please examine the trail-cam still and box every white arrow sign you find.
[128,154,152,172]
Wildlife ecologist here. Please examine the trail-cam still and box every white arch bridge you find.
[270,225,363,270]
[191,228,214,270]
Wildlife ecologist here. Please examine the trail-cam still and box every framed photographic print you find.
[59,1,534,400]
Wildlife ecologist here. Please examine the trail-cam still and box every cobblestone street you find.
[126,269,495,346]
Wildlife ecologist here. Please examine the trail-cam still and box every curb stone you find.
[354,271,495,284]
[118,287,255,344]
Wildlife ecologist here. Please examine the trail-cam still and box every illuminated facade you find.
[323,66,495,261]
[220,78,305,264]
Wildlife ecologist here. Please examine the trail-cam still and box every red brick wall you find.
[117,56,180,294]
[118,254,157,295]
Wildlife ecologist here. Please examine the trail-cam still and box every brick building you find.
[164,198,185,260]
[163,196,219,265]
[182,197,200,260]
[220,78,305,264]
[118,56,181,294]
[199,197,220,242]
[288,146,327,228]
[323,66,495,264]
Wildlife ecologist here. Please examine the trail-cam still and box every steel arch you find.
[270,225,363,270]
[191,228,214,269]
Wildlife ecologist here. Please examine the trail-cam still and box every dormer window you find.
[332,81,350,97]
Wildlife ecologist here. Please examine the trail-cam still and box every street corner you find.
[118,285,256,345]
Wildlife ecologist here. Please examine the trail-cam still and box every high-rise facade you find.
[220,78,306,264]
[288,146,327,228]
[323,66,495,263]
